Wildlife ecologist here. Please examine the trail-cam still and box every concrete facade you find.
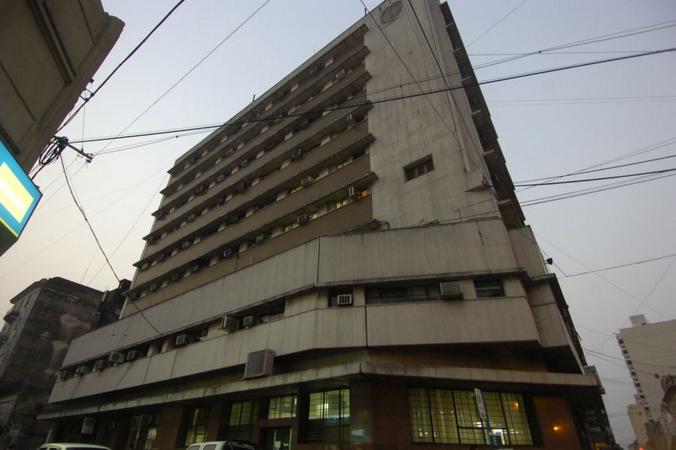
[0,0,123,172]
[0,277,103,450]
[43,1,616,449]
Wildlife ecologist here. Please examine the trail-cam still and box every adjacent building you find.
[42,1,616,449]
[618,315,676,450]
[0,278,103,450]
[0,0,123,172]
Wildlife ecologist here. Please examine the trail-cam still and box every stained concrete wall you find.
[63,219,520,367]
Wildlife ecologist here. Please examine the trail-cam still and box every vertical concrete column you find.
[156,406,185,450]
[371,380,410,449]
[207,400,225,440]
[350,379,374,449]
[534,396,583,450]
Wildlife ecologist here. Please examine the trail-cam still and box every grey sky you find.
[1,0,675,446]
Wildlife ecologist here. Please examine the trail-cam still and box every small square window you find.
[474,277,504,298]
[404,156,434,181]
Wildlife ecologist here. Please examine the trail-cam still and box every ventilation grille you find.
[243,349,274,379]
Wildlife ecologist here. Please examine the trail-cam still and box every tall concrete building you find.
[0,278,103,450]
[617,315,676,447]
[43,1,616,449]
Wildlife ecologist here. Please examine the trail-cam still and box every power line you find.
[515,167,676,187]
[566,253,676,278]
[521,172,676,207]
[93,0,272,157]
[516,152,676,183]
[585,347,676,370]
[466,0,528,48]
[66,46,676,147]
[56,0,188,133]
[473,19,676,70]
[60,157,120,282]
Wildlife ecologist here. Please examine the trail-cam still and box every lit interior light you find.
[552,425,561,432]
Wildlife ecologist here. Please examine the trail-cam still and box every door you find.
[263,427,292,450]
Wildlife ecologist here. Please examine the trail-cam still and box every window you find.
[404,156,434,181]
[365,284,440,305]
[184,407,209,445]
[268,395,297,418]
[305,388,350,443]
[409,388,534,446]
[474,278,504,298]
[228,401,256,440]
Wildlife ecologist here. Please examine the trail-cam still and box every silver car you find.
[38,445,110,450]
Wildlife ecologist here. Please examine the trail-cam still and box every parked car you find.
[38,445,110,450]
[186,441,256,450]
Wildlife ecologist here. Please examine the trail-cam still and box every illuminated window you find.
[408,388,533,446]
[184,407,209,445]
[268,395,297,419]
[304,388,350,443]
[228,400,256,441]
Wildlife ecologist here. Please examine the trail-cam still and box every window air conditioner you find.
[221,316,239,333]
[75,365,90,375]
[126,350,140,362]
[108,352,125,364]
[336,294,353,306]
[290,148,303,161]
[175,334,190,347]
[301,176,314,187]
[181,240,191,250]
[93,360,106,371]
[297,214,310,225]
[439,281,463,300]
[242,315,255,328]
[243,349,274,379]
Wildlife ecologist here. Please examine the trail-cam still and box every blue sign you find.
[0,140,41,238]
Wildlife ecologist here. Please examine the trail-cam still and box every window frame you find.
[404,155,435,182]
[303,388,350,443]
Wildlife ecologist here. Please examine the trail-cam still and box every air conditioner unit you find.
[126,350,140,362]
[297,214,310,225]
[187,213,196,222]
[439,281,463,300]
[347,186,357,198]
[175,334,190,347]
[255,234,266,245]
[301,175,314,187]
[75,365,90,375]
[336,294,353,306]
[221,316,239,333]
[93,360,106,371]
[243,349,275,379]
[242,315,255,328]
[108,352,125,364]
[290,148,303,161]
[82,417,95,435]
[181,240,191,249]
[170,273,181,282]
[239,159,249,168]
[222,248,234,259]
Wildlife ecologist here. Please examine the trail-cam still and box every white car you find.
[186,441,256,450]
[38,445,110,450]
